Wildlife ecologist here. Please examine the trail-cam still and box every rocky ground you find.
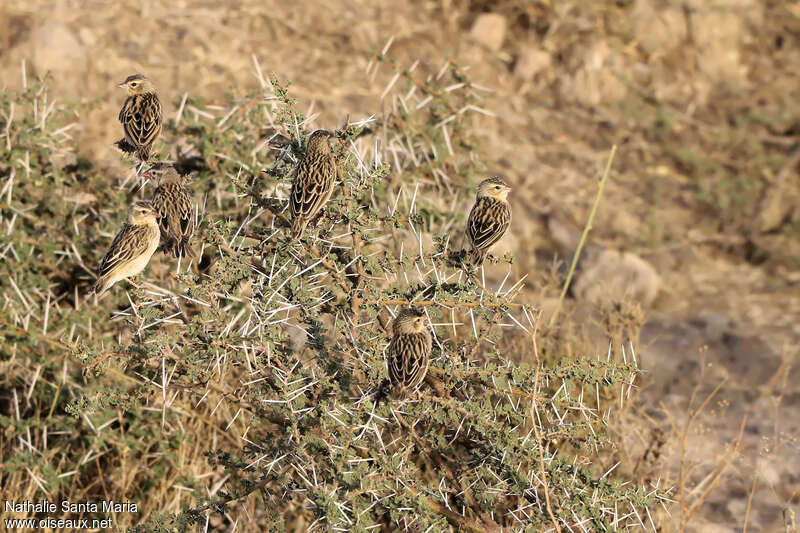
[2,0,798,530]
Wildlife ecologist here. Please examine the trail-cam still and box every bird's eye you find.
[495,185,501,189]
[130,82,139,87]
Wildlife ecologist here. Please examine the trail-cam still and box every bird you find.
[466,176,512,265]
[289,129,337,241]
[148,165,196,259]
[386,308,432,395]
[91,201,161,296]
[115,74,162,162]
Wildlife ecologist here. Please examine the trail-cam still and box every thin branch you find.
[531,368,561,533]
[550,145,617,326]
[405,486,500,533]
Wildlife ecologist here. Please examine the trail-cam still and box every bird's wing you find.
[387,337,400,375]
[97,224,153,278]
[151,185,172,242]
[468,197,511,251]
[151,185,167,215]
[291,156,336,219]
[388,333,430,388]
[118,98,130,124]
[120,94,162,149]
[177,191,194,239]
[153,184,194,240]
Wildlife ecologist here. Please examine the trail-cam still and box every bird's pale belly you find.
[110,238,158,285]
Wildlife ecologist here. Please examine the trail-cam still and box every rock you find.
[631,5,687,57]
[470,13,507,51]
[608,208,643,239]
[697,519,742,533]
[566,41,628,106]
[77,27,96,46]
[33,21,85,74]
[546,210,580,253]
[572,248,661,307]
[688,2,760,84]
[514,48,551,80]
[631,62,652,86]
[755,183,797,233]
[697,312,732,339]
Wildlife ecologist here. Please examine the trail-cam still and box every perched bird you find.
[387,308,432,395]
[115,74,162,162]
[148,165,196,259]
[91,201,160,296]
[466,176,512,265]
[289,129,337,240]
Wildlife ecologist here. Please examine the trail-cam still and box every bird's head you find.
[143,164,180,185]
[477,176,511,202]
[392,308,428,335]
[306,129,334,154]
[128,201,159,224]
[117,74,156,96]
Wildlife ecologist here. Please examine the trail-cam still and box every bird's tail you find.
[375,379,394,403]
[136,146,152,162]
[90,276,109,296]
[289,218,306,242]
[114,139,136,154]
[470,248,487,266]
[114,139,151,162]
[175,239,197,260]
[161,236,196,260]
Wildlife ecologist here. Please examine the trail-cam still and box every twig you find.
[742,469,758,533]
[549,145,617,326]
[466,308,501,360]
[393,406,496,527]
[531,367,561,533]
[427,367,538,400]
[307,243,353,294]
[662,377,728,529]
[405,486,499,533]
[687,377,728,428]
[684,415,747,521]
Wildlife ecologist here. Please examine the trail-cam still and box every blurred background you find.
[2,0,798,530]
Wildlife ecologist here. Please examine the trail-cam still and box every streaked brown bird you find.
[466,176,512,265]
[115,74,162,162]
[91,201,160,296]
[148,165,196,259]
[289,129,337,241]
[387,308,432,395]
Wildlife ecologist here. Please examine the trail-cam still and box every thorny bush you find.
[0,58,667,531]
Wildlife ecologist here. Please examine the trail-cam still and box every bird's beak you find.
[117,82,127,89]
[505,186,512,192]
